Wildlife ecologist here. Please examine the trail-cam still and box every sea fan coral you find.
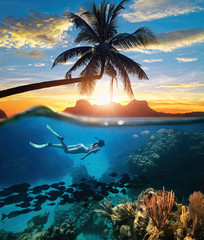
[143,187,175,230]
[188,191,204,237]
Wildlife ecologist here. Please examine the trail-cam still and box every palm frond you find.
[107,3,115,24]
[65,51,94,78]
[117,53,148,79]
[51,47,92,68]
[108,50,134,98]
[66,12,99,44]
[133,27,157,47]
[81,1,118,42]
[74,31,99,44]
[105,0,129,41]
[105,62,117,79]
[109,0,128,27]
[99,0,108,41]
[78,78,97,96]
[110,33,136,49]
[81,2,101,41]
[78,55,102,95]
[80,57,101,78]
[105,3,118,40]
[110,0,128,22]
[111,27,157,50]
[91,1,107,41]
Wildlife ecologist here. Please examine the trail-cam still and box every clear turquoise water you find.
[0,106,203,239]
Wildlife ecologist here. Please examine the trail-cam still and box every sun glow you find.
[95,97,112,105]
[91,95,125,105]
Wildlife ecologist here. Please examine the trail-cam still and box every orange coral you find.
[143,187,175,230]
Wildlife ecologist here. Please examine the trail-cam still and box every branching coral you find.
[180,205,190,231]
[94,198,137,223]
[94,198,113,220]
[143,187,175,230]
[111,201,137,222]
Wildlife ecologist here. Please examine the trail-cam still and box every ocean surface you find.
[0,106,203,240]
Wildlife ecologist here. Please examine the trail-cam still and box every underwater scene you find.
[0,107,203,240]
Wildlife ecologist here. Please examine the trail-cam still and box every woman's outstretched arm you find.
[80,147,100,160]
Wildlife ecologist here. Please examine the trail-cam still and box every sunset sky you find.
[0,0,204,117]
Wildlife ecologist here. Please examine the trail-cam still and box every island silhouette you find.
[63,99,204,117]
[1,99,204,119]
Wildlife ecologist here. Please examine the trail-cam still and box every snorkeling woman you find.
[30,125,105,160]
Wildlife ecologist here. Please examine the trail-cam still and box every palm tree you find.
[0,0,156,99]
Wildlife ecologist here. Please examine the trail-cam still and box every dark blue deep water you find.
[0,107,203,239]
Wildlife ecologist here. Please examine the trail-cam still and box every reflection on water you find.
[0,106,203,240]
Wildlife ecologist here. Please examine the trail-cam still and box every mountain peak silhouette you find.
[63,99,204,117]
[64,99,157,117]
[0,109,7,119]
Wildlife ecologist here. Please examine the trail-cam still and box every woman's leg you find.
[46,137,69,153]
[57,138,69,153]
[45,125,87,154]
[67,144,84,149]
[49,143,86,153]
[67,144,87,153]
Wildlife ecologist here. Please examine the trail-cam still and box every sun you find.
[95,96,112,105]
[91,95,124,105]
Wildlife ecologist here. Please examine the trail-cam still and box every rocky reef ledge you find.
[0,212,77,240]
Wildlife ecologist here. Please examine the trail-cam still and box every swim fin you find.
[47,125,63,139]
[29,142,50,148]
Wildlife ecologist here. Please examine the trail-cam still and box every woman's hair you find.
[94,137,105,147]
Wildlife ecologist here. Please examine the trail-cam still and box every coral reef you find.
[53,201,111,237]
[0,188,203,240]
[95,198,137,239]
[0,218,77,240]
[24,212,49,233]
[0,230,16,240]
[36,218,77,240]
[126,129,204,199]
[95,188,204,240]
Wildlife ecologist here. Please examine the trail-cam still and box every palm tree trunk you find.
[0,76,101,98]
